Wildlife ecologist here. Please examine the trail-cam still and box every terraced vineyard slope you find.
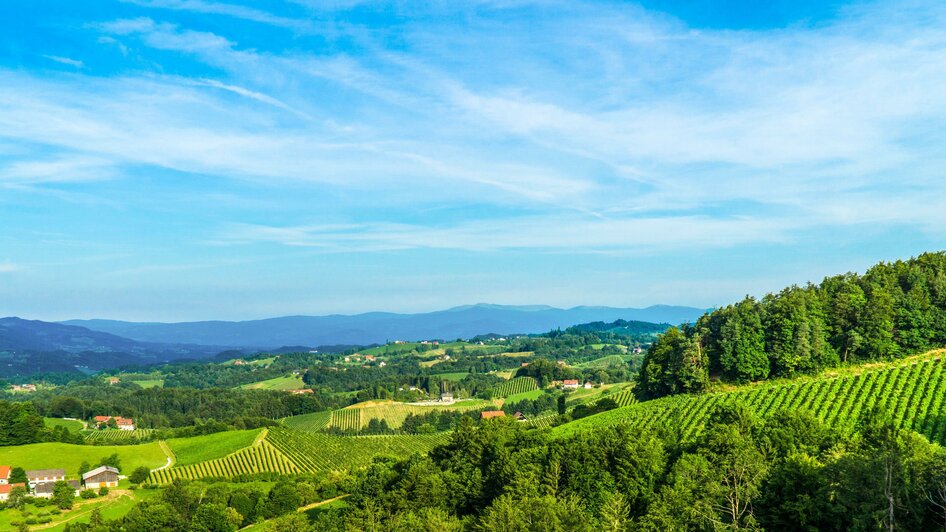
[492,376,539,398]
[266,427,450,473]
[286,401,493,432]
[554,350,946,443]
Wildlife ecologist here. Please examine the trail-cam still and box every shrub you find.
[98,487,109,496]
[81,489,97,499]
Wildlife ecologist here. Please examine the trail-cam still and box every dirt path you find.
[31,490,131,530]
[153,440,176,472]
[296,494,349,513]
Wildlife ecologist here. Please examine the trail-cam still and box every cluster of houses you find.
[342,354,386,367]
[0,465,120,501]
[93,415,135,431]
[9,383,37,392]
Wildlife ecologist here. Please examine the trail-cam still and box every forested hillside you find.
[638,252,946,398]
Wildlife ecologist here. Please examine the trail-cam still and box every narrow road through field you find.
[32,490,131,530]
[153,440,176,472]
[296,494,349,513]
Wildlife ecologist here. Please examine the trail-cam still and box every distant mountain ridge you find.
[0,317,226,376]
[63,303,707,348]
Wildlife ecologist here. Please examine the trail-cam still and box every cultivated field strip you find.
[556,356,946,443]
[147,440,298,484]
[287,402,490,432]
[84,429,155,443]
[281,410,332,432]
[492,377,539,398]
[604,389,638,408]
[265,427,450,473]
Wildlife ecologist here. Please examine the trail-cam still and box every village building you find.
[33,480,81,498]
[379,361,386,367]
[512,411,527,421]
[440,392,454,404]
[562,379,580,390]
[584,382,594,389]
[11,384,37,392]
[82,466,120,489]
[0,465,10,484]
[364,355,377,362]
[288,388,314,395]
[107,377,120,385]
[481,410,506,420]
[0,483,25,501]
[26,469,65,489]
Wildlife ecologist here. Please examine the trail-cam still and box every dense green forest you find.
[61,405,946,531]
[639,252,946,398]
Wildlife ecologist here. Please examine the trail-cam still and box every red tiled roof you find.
[0,483,25,494]
[481,410,506,419]
[563,379,579,385]
[0,466,9,479]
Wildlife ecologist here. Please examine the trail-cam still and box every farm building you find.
[26,469,65,489]
[562,379,580,390]
[440,392,454,404]
[289,389,314,395]
[0,483,25,501]
[82,466,120,489]
[481,410,506,420]
[512,411,527,421]
[107,377,120,385]
[33,480,81,498]
[584,382,593,389]
[94,415,135,430]
[11,384,36,392]
[0,465,10,484]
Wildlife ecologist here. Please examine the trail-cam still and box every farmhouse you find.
[26,469,65,489]
[584,382,593,389]
[481,410,506,420]
[11,384,36,392]
[440,392,454,404]
[512,411,527,421]
[107,377,120,385]
[289,389,314,395]
[562,379,580,390]
[364,355,377,362]
[0,465,10,484]
[33,480,81,498]
[0,483,25,501]
[82,466,120,489]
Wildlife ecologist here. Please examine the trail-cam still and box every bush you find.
[98,487,109,496]
[81,489,97,499]
[25,518,38,525]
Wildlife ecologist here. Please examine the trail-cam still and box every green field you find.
[149,439,298,483]
[432,372,470,381]
[284,400,493,432]
[131,379,164,388]
[504,388,545,403]
[492,376,539,398]
[44,417,85,432]
[588,343,629,352]
[554,352,946,442]
[0,441,166,476]
[166,428,263,466]
[579,354,629,368]
[238,374,305,391]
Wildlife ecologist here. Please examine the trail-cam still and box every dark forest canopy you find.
[638,251,946,399]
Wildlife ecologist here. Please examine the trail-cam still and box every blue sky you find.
[1,0,945,321]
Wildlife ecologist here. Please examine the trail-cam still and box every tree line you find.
[639,252,946,398]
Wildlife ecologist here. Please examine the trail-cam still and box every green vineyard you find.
[580,355,628,368]
[527,414,557,429]
[148,440,297,483]
[604,389,638,408]
[492,377,539,398]
[265,427,450,474]
[84,429,155,443]
[282,410,332,432]
[555,353,946,443]
[330,409,362,431]
[147,427,453,483]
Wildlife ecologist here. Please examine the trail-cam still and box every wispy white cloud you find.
[123,0,315,32]
[42,55,85,68]
[0,262,18,274]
